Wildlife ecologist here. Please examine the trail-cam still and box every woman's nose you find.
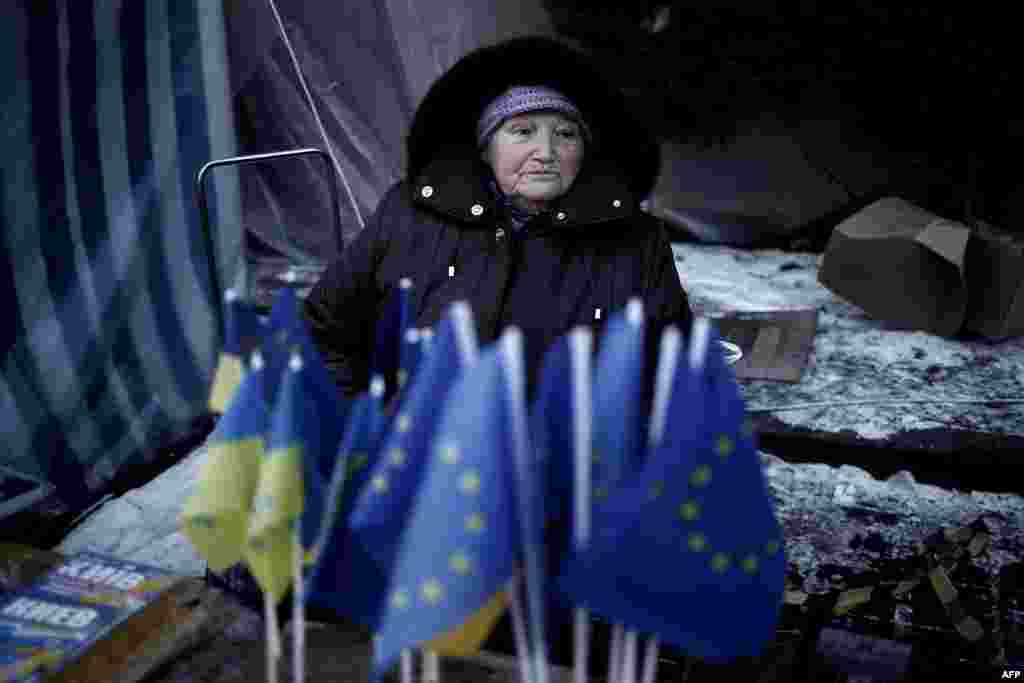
[532,131,556,159]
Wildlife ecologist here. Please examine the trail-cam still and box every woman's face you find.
[483,112,585,211]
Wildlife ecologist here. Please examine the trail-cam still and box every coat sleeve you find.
[642,218,694,332]
[303,184,401,397]
[639,219,695,398]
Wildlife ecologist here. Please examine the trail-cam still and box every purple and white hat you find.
[476,85,591,148]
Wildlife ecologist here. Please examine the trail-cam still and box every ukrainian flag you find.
[182,351,269,572]
[208,289,265,413]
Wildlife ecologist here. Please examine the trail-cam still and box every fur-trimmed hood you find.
[406,36,661,203]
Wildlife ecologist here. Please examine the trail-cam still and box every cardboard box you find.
[964,221,1024,340]
[818,197,970,337]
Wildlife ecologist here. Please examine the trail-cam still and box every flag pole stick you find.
[292,531,305,683]
[607,624,624,683]
[621,631,638,683]
[503,330,550,683]
[507,576,534,683]
[264,592,280,683]
[423,650,440,683]
[611,301,645,683]
[639,637,660,683]
[636,324,687,683]
[400,649,413,683]
[569,328,593,683]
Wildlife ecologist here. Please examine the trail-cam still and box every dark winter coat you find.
[304,37,693,398]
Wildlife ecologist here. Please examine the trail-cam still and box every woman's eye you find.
[557,128,579,139]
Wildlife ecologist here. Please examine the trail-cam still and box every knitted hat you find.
[476,85,591,148]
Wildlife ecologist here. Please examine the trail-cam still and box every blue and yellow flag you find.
[208,290,265,413]
[245,340,347,603]
[183,351,268,572]
[372,338,519,679]
[556,320,785,660]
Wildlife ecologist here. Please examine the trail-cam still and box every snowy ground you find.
[673,243,1024,440]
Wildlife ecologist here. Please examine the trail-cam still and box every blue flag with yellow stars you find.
[371,278,414,394]
[531,332,575,519]
[398,327,424,396]
[529,329,592,582]
[262,288,348,414]
[371,338,519,680]
[555,320,785,661]
[591,299,648,500]
[209,290,266,413]
[304,376,395,624]
[348,302,477,563]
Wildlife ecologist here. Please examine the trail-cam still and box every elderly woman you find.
[304,36,692,397]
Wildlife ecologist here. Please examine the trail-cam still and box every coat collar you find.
[410,151,637,232]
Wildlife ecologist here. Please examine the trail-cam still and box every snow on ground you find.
[673,242,1024,440]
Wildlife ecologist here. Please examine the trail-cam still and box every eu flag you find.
[371,278,414,394]
[591,299,648,499]
[347,301,478,567]
[262,288,348,417]
[183,351,268,572]
[372,336,520,679]
[529,328,593,598]
[304,376,394,625]
[556,320,785,660]
[208,289,266,413]
[398,327,424,394]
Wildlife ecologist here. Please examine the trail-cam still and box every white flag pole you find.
[292,529,306,683]
[636,323,687,683]
[568,328,593,683]
[400,649,413,683]
[286,351,307,683]
[508,576,535,683]
[607,624,624,683]
[503,329,550,683]
[621,631,638,683]
[617,302,646,683]
[264,593,280,683]
[423,650,440,683]
[639,636,661,683]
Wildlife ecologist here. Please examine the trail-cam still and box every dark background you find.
[542,1,1021,233]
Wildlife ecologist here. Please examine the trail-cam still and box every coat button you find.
[495,228,505,242]
[612,199,622,208]
[470,204,484,216]
[421,185,434,198]
[556,212,566,221]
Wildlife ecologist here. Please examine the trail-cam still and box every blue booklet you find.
[0,552,178,681]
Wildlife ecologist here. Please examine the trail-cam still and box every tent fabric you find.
[224,0,554,299]
[1,0,556,515]
[1,0,241,507]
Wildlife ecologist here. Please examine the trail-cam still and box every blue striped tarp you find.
[1,0,241,509]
